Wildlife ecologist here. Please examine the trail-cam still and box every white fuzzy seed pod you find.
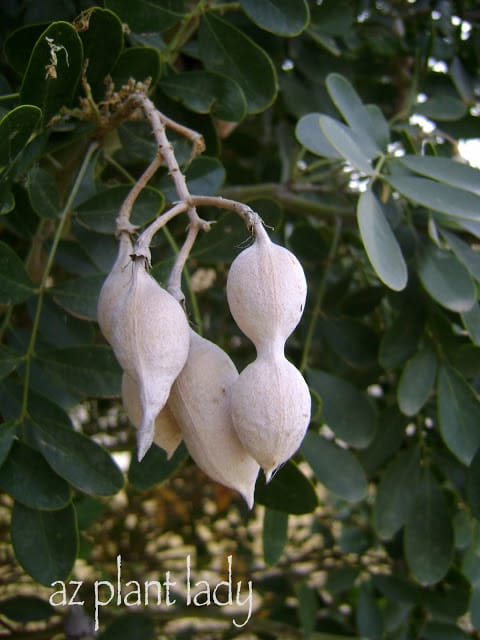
[108,259,190,460]
[122,372,182,460]
[231,355,311,481]
[226,224,307,349]
[169,331,259,509]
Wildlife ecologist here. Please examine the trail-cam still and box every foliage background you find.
[1,0,480,638]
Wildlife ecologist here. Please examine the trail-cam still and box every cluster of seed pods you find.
[97,217,311,507]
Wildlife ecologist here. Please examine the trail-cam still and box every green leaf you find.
[76,185,163,234]
[4,23,50,75]
[77,8,124,92]
[319,115,374,174]
[239,0,310,36]
[199,13,277,114]
[397,344,438,416]
[0,345,23,382]
[0,596,54,623]
[399,155,480,194]
[263,508,288,566]
[326,73,382,153]
[469,586,480,630]
[295,113,342,158]
[11,501,78,586]
[99,612,155,640]
[105,0,184,33]
[388,176,480,222]
[110,47,160,89]
[302,431,368,502]
[415,96,467,121]
[462,304,480,346]
[160,70,247,122]
[52,273,105,321]
[128,442,187,491]
[0,105,42,170]
[0,241,35,305]
[379,308,424,369]
[0,422,16,468]
[296,582,318,639]
[157,156,226,201]
[357,190,407,291]
[466,450,480,521]
[27,166,60,219]
[358,407,406,476]
[308,370,376,448]
[441,229,480,281]
[356,582,384,639]
[320,317,378,370]
[404,469,454,586]
[255,460,318,514]
[437,364,480,465]
[0,441,71,510]
[37,346,122,398]
[373,447,421,539]
[20,22,83,124]
[28,420,124,497]
[417,244,476,313]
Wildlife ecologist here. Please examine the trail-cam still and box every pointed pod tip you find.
[136,417,155,462]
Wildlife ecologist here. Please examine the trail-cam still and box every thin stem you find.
[299,218,342,373]
[19,142,99,421]
[135,201,190,257]
[0,92,19,102]
[167,224,200,302]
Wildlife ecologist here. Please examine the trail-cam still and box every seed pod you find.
[231,355,311,480]
[122,373,182,459]
[97,233,133,343]
[109,258,190,460]
[226,223,307,349]
[169,331,259,508]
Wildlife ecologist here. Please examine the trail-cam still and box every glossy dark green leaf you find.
[263,508,288,566]
[320,317,378,370]
[441,229,480,281]
[76,185,163,234]
[0,240,36,304]
[397,344,437,416]
[199,13,277,114]
[415,96,467,121]
[20,22,83,123]
[0,422,16,468]
[0,105,42,170]
[379,308,424,369]
[29,420,124,497]
[319,115,373,174]
[0,345,22,381]
[4,23,49,75]
[0,595,54,623]
[255,460,318,514]
[160,70,247,122]
[0,441,71,510]
[373,447,421,539]
[372,574,417,604]
[77,8,124,91]
[358,407,406,476]
[128,442,187,491]
[400,155,480,194]
[105,0,184,33]
[404,469,454,585]
[240,0,309,36]
[11,501,78,586]
[326,73,381,153]
[99,612,155,640]
[388,176,480,222]
[308,370,376,448]
[0,189,15,215]
[37,346,121,398]
[357,190,407,291]
[302,431,367,502]
[30,295,94,349]
[27,166,60,219]
[417,244,476,312]
[467,450,480,521]
[110,47,160,89]
[356,582,384,639]
[295,113,342,158]
[437,364,480,465]
[52,273,105,321]
[462,304,480,346]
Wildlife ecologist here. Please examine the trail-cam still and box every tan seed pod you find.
[231,355,311,481]
[109,258,190,461]
[122,372,182,460]
[97,233,133,343]
[169,331,259,509]
[226,223,307,349]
